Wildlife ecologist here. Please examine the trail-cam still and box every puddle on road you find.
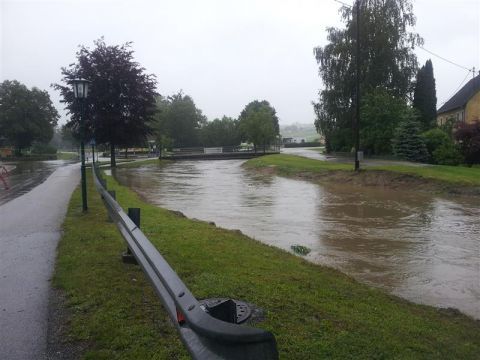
[0,160,72,205]
[113,160,480,319]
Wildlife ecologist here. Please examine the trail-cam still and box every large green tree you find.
[0,80,59,154]
[239,100,279,153]
[54,38,157,167]
[313,0,421,152]
[413,59,437,131]
[154,92,206,148]
[360,87,412,154]
[200,116,241,147]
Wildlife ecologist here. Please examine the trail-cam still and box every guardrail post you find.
[122,208,140,265]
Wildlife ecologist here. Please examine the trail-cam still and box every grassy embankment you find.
[246,154,480,189]
[53,164,480,359]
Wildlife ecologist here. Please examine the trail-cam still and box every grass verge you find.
[57,151,79,161]
[246,154,480,188]
[52,170,187,359]
[52,168,480,359]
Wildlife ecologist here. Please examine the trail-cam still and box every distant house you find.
[437,74,480,125]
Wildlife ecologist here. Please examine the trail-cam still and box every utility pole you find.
[354,0,361,171]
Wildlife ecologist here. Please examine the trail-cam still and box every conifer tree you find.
[413,59,437,131]
[392,114,429,162]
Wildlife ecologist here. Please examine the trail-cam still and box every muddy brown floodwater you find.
[113,160,480,319]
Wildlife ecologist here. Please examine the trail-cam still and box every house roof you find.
[437,74,480,114]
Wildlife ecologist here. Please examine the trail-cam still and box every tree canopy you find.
[54,38,157,166]
[239,100,279,153]
[200,116,241,147]
[360,87,411,154]
[0,80,59,153]
[413,59,437,131]
[154,92,206,148]
[313,0,421,153]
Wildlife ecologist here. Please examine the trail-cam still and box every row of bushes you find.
[392,119,480,166]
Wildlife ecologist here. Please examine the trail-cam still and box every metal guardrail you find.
[92,165,278,359]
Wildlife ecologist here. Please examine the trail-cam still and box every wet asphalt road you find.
[0,163,79,360]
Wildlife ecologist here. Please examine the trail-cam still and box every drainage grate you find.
[199,298,252,324]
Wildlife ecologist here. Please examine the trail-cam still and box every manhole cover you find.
[199,298,252,324]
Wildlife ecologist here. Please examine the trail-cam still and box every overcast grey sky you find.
[1,0,479,126]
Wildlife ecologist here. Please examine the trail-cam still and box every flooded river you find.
[114,159,480,319]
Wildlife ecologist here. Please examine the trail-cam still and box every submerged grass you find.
[246,154,480,187]
[53,168,480,359]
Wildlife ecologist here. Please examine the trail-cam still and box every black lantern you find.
[72,78,90,99]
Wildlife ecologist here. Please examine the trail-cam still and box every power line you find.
[439,70,471,106]
[419,46,473,72]
[333,0,352,8]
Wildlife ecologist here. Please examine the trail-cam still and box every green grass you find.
[57,151,79,161]
[54,172,188,359]
[246,154,353,174]
[246,154,480,187]
[53,168,480,359]
[374,164,480,186]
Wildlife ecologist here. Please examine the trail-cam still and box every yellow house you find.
[437,74,480,125]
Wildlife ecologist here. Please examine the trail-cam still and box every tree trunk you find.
[125,148,128,159]
[110,143,116,168]
[254,144,257,154]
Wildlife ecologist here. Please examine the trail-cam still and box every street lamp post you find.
[72,78,90,212]
[354,0,361,171]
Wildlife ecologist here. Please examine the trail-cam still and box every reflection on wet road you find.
[114,160,480,319]
[0,160,71,205]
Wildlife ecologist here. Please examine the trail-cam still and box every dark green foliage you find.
[421,128,450,157]
[313,0,421,152]
[31,142,57,154]
[154,92,207,148]
[200,116,241,147]
[360,88,411,154]
[420,128,462,165]
[0,80,58,153]
[238,100,279,153]
[413,59,437,131]
[392,115,429,162]
[54,38,157,167]
[432,142,463,166]
[290,245,311,256]
[239,100,279,135]
[454,120,480,166]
